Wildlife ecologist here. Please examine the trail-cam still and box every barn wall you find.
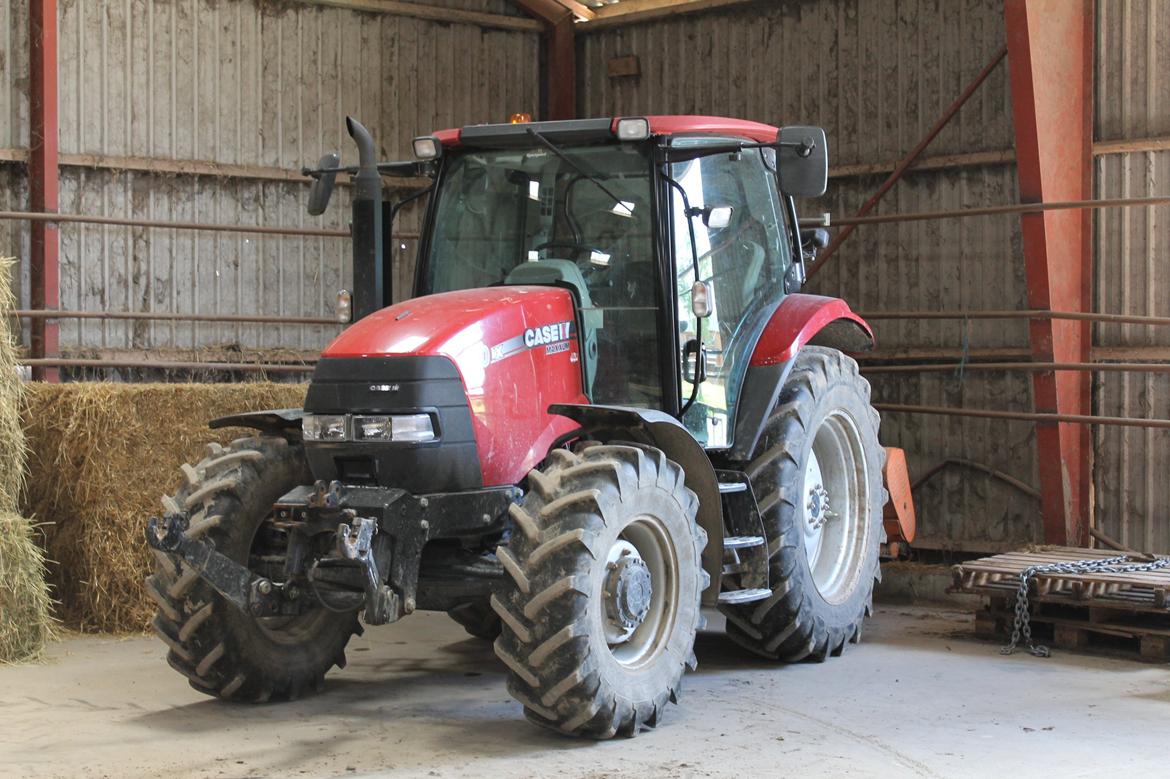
[581,0,1040,551]
[1092,0,1170,553]
[2,0,540,353]
[0,0,31,306]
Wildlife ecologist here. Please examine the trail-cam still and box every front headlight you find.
[302,414,347,441]
[307,413,436,443]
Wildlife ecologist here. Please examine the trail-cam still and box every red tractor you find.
[146,115,889,738]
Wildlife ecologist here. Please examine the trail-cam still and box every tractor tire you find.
[493,444,707,739]
[146,435,361,702]
[720,346,885,662]
[447,600,501,641]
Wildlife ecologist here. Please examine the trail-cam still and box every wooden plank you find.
[0,148,430,189]
[1141,636,1170,661]
[296,0,543,32]
[581,0,757,31]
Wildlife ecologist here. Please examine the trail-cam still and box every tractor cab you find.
[312,116,835,452]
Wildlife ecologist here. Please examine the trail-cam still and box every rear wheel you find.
[147,436,360,701]
[720,346,885,661]
[493,444,707,738]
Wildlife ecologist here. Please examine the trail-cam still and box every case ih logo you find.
[489,321,576,365]
[524,321,572,349]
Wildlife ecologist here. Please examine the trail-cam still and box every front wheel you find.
[492,444,707,738]
[720,346,885,661]
[147,436,360,701]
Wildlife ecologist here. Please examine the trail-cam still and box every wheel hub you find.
[806,483,835,531]
[603,541,653,644]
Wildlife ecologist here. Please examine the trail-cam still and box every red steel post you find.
[29,0,59,382]
[1004,0,1094,546]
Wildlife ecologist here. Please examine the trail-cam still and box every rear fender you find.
[549,403,724,606]
[729,295,874,461]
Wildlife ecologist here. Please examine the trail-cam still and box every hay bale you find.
[23,382,307,632]
[0,512,57,662]
[0,256,57,662]
[0,259,26,509]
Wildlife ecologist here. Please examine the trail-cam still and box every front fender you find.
[208,408,305,439]
[548,403,724,606]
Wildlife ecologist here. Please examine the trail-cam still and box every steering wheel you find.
[531,240,600,263]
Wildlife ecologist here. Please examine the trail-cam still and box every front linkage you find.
[146,479,518,626]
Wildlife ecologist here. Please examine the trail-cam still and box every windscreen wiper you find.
[525,128,632,212]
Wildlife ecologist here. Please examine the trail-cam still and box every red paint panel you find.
[1005,0,1092,546]
[640,115,779,143]
[433,128,461,147]
[324,287,587,486]
[749,294,874,367]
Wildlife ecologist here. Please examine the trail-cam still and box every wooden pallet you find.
[951,546,1170,612]
[976,598,1170,661]
[953,546,1170,662]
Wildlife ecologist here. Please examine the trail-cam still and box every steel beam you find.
[1004,0,1094,546]
[29,0,59,382]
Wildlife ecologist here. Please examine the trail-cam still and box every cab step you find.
[723,535,766,550]
[718,480,748,494]
[717,588,773,605]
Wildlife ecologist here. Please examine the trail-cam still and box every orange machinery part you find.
[882,447,916,555]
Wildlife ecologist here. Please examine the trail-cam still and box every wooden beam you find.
[297,0,542,32]
[829,149,1016,179]
[512,0,577,120]
[0,149,428,189]
[580,0,759,31]
[553,0,595,21]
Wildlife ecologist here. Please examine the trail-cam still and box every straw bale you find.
[0,256,57,661]
[23,382,306,632]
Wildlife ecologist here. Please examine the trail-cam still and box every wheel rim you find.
[801,409,870,604]
[601,515,679,668]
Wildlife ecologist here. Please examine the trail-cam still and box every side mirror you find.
[776,126,828,197]
[701,205,733,229]
[306,152,341,216]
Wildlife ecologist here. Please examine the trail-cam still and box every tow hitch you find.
[145,512,305,617]
[147,480,518,626]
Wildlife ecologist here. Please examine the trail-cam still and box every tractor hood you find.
[323,286,578,364]
[316,286,588,487]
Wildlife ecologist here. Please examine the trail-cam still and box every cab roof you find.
[433,115,779,148]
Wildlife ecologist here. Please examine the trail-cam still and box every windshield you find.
[422,143,663,407]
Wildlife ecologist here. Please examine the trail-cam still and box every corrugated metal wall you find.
[581,0,1040,551]
[1093,0,1170,553]
[2,0,540,352]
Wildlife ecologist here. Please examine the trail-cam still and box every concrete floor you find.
[2,606,1167,779]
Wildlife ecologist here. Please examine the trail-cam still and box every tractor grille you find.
[303,356,482,492]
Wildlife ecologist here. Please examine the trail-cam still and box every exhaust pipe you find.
[346,117,385,319]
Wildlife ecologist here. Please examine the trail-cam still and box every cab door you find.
[668,141,794,448]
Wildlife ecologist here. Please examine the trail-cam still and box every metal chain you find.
[1002,553,1170,657]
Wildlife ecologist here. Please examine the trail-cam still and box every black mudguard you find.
[209,408,305,439]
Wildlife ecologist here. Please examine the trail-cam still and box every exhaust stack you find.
[346,117,385,320]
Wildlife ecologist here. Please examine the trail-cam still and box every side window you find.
[671,144,791,447]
